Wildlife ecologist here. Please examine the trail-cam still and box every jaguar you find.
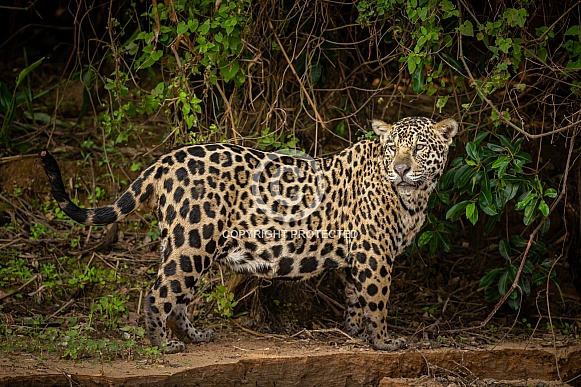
[40,116,458,353]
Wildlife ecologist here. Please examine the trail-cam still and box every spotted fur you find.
[40,116,458,353]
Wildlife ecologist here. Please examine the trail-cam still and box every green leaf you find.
[440,52,466,75]
[0,81,11,110]
[435,231,451,253]
[15,57,45,89]
[417,35,427,49]
[473,130,489,145]
[484,217,498,236]
[465,142,480,161]
[407,56,417,75]
[453,164,477,189]
[437,191,451,205]
[504,8,528,28]
[492,157,510,178]
[544,188,557,198]
[198,20,211,35]
[507,295,520,310]
[466,202,478,225]
[540,217,551,234]
[412,66,424,93]
[510,235,529,248]
[491,155,510,169]
[565,25,580,37]
[519,277,531,296]
[417,231,434,247]
[188,19,199,33]
[504,183,519,203]
[515,191,534,211]
[446,200,469,220]
[479,268,500,289]
[480,203,497,216]
[523,198,539,225]
[177,22,188,35]
[538,199,549,217]
[522,260,533,274]
[481,175,492,201]
[458,20,474,37]
[486,142,505,152]
[436,96,448,112]
[498,135,513,148]
[531,273,545,285]
[514,151,532,164]
[336,121,345,137]
[311,63,323,84]
[499,239,511,260]
[220,60,240,81]
[498,271,509,295]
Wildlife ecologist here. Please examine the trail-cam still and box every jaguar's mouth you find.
[395,180,418,195]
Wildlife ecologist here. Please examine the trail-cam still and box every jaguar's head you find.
[372,116,458,196]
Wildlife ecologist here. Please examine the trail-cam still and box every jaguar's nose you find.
[394,164,410,177]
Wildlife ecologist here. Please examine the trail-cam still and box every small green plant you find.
[147,220,160,241]
[68,266,106,289]
[29,222,53,239]
[254,127,300,151]
[41,199,74,224]
[519,318,532,332]
[88,186,107,205]
[204,285,238,318]
[69,235,81,249]
[90,295,129,329]
[0,55,45,146]
[422,305,438,316]
[561,322,576,336]
[0,257,34,289]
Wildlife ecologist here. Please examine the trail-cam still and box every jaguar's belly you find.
[221,237,350,280]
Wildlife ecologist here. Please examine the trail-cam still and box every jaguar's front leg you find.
[344,268,364,336]
[350,250,406,350]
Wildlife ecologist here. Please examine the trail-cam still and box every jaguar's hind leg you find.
[144,290,185,353]
[144,248,216,353]
[345,270,364,336]
[167,301,214,344]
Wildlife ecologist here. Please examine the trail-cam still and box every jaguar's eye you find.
[415,144,425,152]
[387,144,397,153]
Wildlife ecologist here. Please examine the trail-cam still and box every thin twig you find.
[0,274,40,301]
[457,34,580,139]
[215,82,241,143]
[0,153,37,164]
[47,299,76,320]
[268,20,327,131]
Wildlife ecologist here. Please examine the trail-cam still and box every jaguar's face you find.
[372,117,458,195]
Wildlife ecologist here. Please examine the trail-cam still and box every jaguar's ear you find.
[433,118,458,144]
[372,119,392,138]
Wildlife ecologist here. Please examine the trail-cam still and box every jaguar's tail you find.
[40,150,155,226]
